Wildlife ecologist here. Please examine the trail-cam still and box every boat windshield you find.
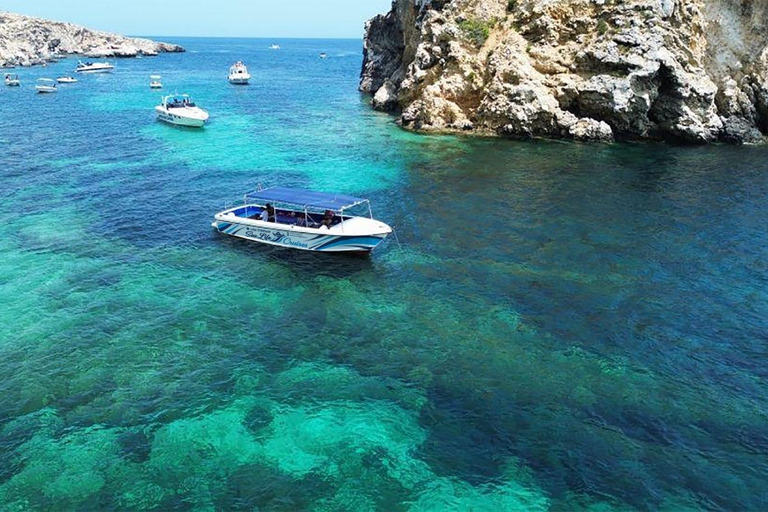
[165,95,196,108]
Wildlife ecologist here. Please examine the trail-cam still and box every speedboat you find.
[320,53,327,59]
[212,186,392,254]
[228,61,250,85]
[56,76,78,83]
[35,78,57,93]
[4,73,20,86]
[75,60,115,73]
[155,94,209,128]
[150,75,163,89]
[269,43,281,50]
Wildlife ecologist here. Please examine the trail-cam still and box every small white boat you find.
[269,43,281,50]
[4,73,20,86]
[150,75,163,89]
[228,61,251,85]
[56,76,78,84]
[212,187,392,254]
[35,78,57,93]
[320,53,327,59]
[75,60,115,73]
[155,94,209,128]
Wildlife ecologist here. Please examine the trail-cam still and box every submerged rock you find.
[0,10,184,68]
[360,0,768,144]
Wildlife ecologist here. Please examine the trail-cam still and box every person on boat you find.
[320,210,335,229]
[261,203,276,222]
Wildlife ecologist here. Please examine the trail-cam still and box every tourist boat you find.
[155,93,209,128]
[212,186,392,254]
[4,73,20,86]
[56,76,78,83]
[269,43,281,50]
[228,61,251,85]
[150,75,163,89]
[35,78,57,93]
[75,60,115,73]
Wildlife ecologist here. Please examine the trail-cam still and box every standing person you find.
[260,203,276,222]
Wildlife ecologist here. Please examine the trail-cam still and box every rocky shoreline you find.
[360,0,768,144]
[0,11,184,68]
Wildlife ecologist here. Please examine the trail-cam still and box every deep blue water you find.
[1,37,767,510]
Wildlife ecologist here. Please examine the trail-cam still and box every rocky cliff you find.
[0,11,184,68]
[360,0,768,143]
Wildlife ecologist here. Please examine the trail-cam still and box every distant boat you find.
[320,53,327,59]
[4,73,20,87]
[150,75,163,89]
[75,60,115,73]
[269,43,281,50]
[35,78,57,93]
[228,61,251,85]
[155,93,209,128]
[56,76,78,84]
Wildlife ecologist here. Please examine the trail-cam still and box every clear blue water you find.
[1,37,767,511]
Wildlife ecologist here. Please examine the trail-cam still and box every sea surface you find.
[1,37,767,511]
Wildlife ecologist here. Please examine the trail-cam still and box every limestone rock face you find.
[360,0,768,143]
[0,11,184,68]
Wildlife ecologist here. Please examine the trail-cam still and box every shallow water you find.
[1,38,767,511]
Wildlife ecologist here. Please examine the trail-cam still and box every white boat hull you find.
[5,81,20,87]
[155,106,208,128]
[36,87,57,93]
[228,76,250,85]
[212,219,389,253]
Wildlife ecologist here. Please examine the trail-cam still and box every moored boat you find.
[35,78,57,93]
[75,60,115,73]
[228,61,251,85]
[4,73,20,86]
[150,75,163,89]
[56,76,78,83]
[320,52,327,59]
[155,93,209,128]
[212,187,392,254]
[269,43,281,50]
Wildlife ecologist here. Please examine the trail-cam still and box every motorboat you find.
[35,78,57,93]
[56,76,78,83]
[75,60,115,73]
[150,75,163,89]
[269,43,281,50]
[212,186,392,254]
[4,73,20,86]
[319,53,327,59]
[228,61,251,85]
[155,93,209,128]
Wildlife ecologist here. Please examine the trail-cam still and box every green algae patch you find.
[0,424,126,508]
[261,401,426,479]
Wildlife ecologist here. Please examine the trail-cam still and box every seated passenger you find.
[320,210,335,229]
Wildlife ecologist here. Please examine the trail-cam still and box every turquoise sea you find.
[1,37,767,510]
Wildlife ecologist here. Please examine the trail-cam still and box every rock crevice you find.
[361,0,768,143]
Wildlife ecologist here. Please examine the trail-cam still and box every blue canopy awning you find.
[244,187,368,211]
